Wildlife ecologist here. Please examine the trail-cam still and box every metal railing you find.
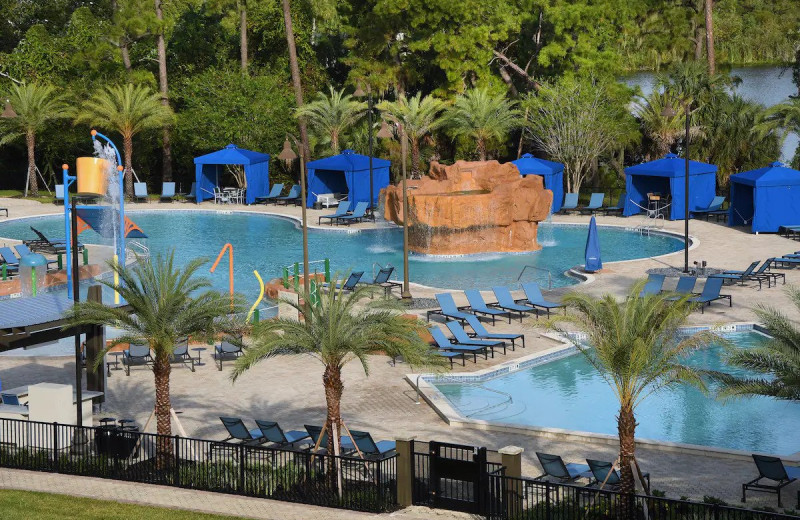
[516,265,553,290]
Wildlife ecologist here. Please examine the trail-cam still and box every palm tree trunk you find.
[704,0,715,75]
[617,403,637,496]
[26,131,38,197]
[239,0,248,75]
[323,364,344,486]
[411,139,420,179]
[155,0,173,182]
[331,131,339,155]
[477,138,487,161]
[153,352,173,470]
[120,41,132,71]
[281,0,311,160]
[123,136,134,197]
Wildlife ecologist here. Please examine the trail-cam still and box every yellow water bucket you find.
[76,157,110,196]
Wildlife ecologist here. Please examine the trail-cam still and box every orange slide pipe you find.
[210,243,234,308]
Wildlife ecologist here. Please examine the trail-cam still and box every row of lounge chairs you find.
[428,319,524,366]
[0,245,59,276]
[322,267,403,298]
[318,201,370,225]
[427,283,565,325]
[219,417,396,460]
[255,184,302,206]
[640,274,731,313]
[558,193,626,216]
[534,452,650,491]
[54,182,178,203]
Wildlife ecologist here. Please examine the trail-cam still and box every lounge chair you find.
[778,225,800,239]
[304,424,355,453]
[255,183,284,204]
[275,184,301,206]
[169,337,195,371]
[578,193,605,215]
[160,182,175,202]
[214,338,243,371]
[14,245,59,270]
[219,417,264,445]
[0,247,20,269]
[185,182,196,202]
[463,314,525,349]
[491,286,538,321]
[558,193,579,214]
[254,420,311,449]
[742,454,800,508]
[664,276,697,300]
[689,277,732,313]
[715,261,762,289]
[123,342,153,375]
[446,321,506,355]
[133,182,149,203]
[362,266,402,298]
[640,274,666,297]
[25,227,84,254]
[349,430,396,459]
[1,394,21,406]
[534,452,591,483]
[518,282,566,318]
[429,326,489,362]
[318,200,351,225]
[601,193,626,216]
[586,459,650,490]
[753,258,785,287]
[321,270,363,295]
[335,201,369,225]
[427,293,474,323]
[464,289,511,325]
[433,348,466,368]
[690,196,726,221]
[54,184,65,204]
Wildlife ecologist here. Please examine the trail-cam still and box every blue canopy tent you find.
[511,153,564,213]
[193,144,270,205]
[304,149,391,208]
[623,154,717,220]
[729,162,800,233]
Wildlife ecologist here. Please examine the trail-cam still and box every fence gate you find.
[424,441,488,513]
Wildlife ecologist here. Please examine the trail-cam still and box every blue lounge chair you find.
[321,271,363,294]
[446,321,506,356]
[255,183,284,204]
[215,339,242,371]
[427,293,474,323]
[690,196,726,221]
[1,393,21,406]
[219,417,264,445]
[275,184,301,205]
[318,200,351,225]
[743,454,800,508]
[601,193,626,216]
[428,326,489,362]
[349,430,396,459]
[464,314,525,349]
[464,289,511,325]
[24,227,83,254]
[123,342,152,375]
[689,277,732,313]
[0,247,20,268]
[558,193,579,214]
[434,348,466,367]
[640,274,666,297]
[491,286,538,321]
[534,452,591,483]
[779,225,800,239]
[715,261,762,289]
[518,282,565,318]
[133,182,148,203]
[586,459,650,490]
[54,184,65,204]
[304,424,355,453]
[13,245,58,270]
[362,266,402,297]
[254,420,310,448]
[578,193,605,214]
[185,182,196,202]
[664,276,697,300]
[159,182,175,202]
[336,201,369,225]
[752,258,785,288]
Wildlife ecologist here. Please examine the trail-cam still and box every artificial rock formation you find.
[384,160,552,255]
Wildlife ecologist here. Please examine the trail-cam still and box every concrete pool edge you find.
[406,322,800,462]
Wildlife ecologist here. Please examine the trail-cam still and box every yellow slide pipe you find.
[113,254,120,304]
[247,270,265,322]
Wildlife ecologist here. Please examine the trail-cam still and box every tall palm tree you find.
[281,0,311,160]
[63,251,243,466]
[231,279,442,460]
[634,90,702,160]
[557,282,711,495]
[296,87,367,155]
[446,88,520,161]
[714,286,800,402]
[377,93,448,178]
[74,83,174,196]
[0,83,71,197]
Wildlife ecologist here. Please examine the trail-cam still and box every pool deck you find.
[2,197,800,509]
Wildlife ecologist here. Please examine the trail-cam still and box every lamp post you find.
[353,83,375,217]
[399,123,411,299]
[662,102,692,273]
[278,137,310,300]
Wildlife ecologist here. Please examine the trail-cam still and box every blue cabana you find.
[304,149,390,208]
[193,144,270,205]
[511,153,565,213]
[729,162,800,233]
[623,154,717,220]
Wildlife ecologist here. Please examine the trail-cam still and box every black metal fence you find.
[0,417,397,513]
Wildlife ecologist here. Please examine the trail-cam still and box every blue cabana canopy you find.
[304,150,391,208]
[193,144,270,205]
[511,153,565,213]
[623,154,717,220]
[729,162,800,233]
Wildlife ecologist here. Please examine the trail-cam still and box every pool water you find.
[0,211,682,297]
[433,331,800,454]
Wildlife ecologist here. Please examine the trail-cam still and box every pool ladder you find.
[416,374,516,418]
[517,265,552,290]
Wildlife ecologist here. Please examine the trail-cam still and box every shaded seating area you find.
[511,153,565,213]
[194,144,270,205]
[304,150,391,210]
[729,162,800,233]
[742,454,800,508]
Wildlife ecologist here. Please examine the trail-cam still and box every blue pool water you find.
[433,331,800,454]
[0,211,682,297]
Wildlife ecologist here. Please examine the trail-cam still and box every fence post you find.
[239,444,246,494]
[545,481,551,520]
[499,446,524,518]
[173,435,180,487]
[324,258,330,282]
[51,422,58,471]
[395,436,415,507]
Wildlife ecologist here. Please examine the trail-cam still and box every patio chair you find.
[714,261,762,289]
[664,276,697,300]
[169,337,195,372]
[558,193,579,214]
[640,274,666,297]
[428,326,489,362]
[689,277,732,313]
[742,454,800,508]
[185,182,197,202]
[427,293,474,324]
[578,193,605,214]
[753,258,785,287]
[255,183,284,204]
[464,314,525,349]
[534,452,591,483]
[318,201,351,225]
[213,187,230,204]
[54,184,65,204]
[304,425,355,453]
[362,266,402,298]
[491,286,538,322]
[601,193,626,216]
[13,244,58,270]
[25,227,84,254]
[215,338,243,371]
[335,201,369,225]
[160,182,175,202]
[690,196,726,221]
[254,420,311,449]
[123,342,153,375]
[219,417,264,445]
[586,459,650,490]
[464,289,511,325]
[446,321,506,356]
[275,184,301,206]
[349,430,396,459]
[433,348,466,368]
[518,282,566,318]
[779,225,800,238]
[133,182,149,203]
[321,270,363,295]
[1,393,21,406]
[0,247,20,269]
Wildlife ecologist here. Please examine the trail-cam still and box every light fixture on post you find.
[661,102,691,273]
[399,122,411,299]
[353,82,375,218]
[278,136,310,301]
[1,101,17,119]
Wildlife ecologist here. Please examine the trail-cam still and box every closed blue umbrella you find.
[584,216,602,272]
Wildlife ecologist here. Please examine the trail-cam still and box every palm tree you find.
[231,279,442,461]
[557,282,711,495]
[281,0,311,160]
[377,93,448,178]
[447,88,520,161]
[74,83,174,196]
[63,251,243,466]
[0,83,71,197]
[295,87,367,155]
[714,286,800,402]
[757,97,800,168]
[634,90,702,160]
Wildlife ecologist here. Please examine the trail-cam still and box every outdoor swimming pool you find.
[0,211,683,296]
[432,330,800,454]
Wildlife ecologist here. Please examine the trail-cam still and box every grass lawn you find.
[0,190,54,205]
[0,490,249,520]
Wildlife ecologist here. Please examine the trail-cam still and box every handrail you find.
[372,261,394,279]
[516,265,552,289]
